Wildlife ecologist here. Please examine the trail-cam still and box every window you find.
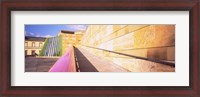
[31,50,35,55]
[32,42,35,47]
[39,42,42,47]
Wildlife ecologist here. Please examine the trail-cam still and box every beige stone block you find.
[103,40,114,51]
[167,47,175,60]
[107,52,131,58]
[112,58,175,72]
[116,25,148,37]
[147,48,167,60]
[100,25,148,45]
[93,25,112,45]
[116,49,148,58]
[126,25,149,32]
[100,28,107,36]
[81,45,175,72]
[133,25,175,48]
[113,32,135,50]
[106,25,113,36]
[99,31,118,44]
[113,25,127,32]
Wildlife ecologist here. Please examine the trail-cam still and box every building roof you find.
[25,36,46,41]
[61,30,75,34]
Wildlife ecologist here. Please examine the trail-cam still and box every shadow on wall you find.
[74,48,98,72]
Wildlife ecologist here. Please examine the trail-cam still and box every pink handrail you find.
[48,46,76,72]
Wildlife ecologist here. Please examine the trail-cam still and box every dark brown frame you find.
[0,0,199,97]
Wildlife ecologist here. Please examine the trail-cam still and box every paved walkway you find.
[74,47,129,72]
[25,57,58,72]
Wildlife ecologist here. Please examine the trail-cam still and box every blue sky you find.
[25,25,87,37]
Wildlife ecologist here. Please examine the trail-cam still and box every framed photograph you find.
[1,0,199,96]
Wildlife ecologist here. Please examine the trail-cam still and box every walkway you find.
[25,57,58,72]
[74,47,129,72]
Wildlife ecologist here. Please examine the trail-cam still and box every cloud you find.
[44,35,53,38]
[25,31,35,36]
[67,25,87,31]
[25,32,54,38]
[25,31,49,38]
[29,32,34,36]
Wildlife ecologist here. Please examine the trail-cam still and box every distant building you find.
[27,30,84,57]
[58,30,84,54]
[25,36,46,56]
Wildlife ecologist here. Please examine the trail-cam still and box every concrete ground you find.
[25,57,59,72]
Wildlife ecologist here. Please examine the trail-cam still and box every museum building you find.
[25,36,46,56]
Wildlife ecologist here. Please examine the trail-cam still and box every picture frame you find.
[0,0,199,96]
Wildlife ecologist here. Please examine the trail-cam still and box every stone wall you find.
[81,25,175,72]
[58,31,83,55]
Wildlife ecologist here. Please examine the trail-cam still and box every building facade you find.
[81,25,175,72]
[25,36,46,56]
[58,30,84,55]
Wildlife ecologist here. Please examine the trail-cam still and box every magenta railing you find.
[48,46,76,72]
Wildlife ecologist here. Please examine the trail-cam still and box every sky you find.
[25,25,87,37]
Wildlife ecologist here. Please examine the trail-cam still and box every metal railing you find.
[81,45,175,67]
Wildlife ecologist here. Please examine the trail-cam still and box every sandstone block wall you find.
[59,31,83,55]
[81,25,175,72]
